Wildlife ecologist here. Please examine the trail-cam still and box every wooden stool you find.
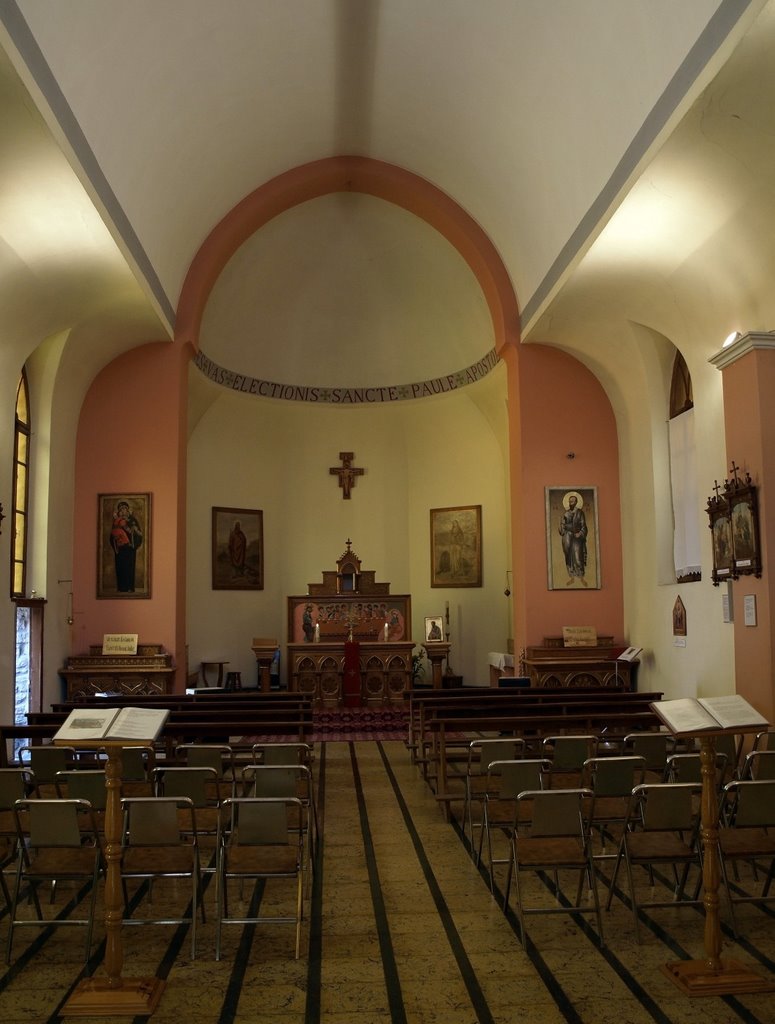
[225,671,242,691]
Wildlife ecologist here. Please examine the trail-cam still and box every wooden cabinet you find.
[60,644,175,701]
[287,642,413,704]
[523,637,636,690]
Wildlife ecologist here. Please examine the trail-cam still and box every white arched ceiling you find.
[200,192,493,388]
[0,0,757,389]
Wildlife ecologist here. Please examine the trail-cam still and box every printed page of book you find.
[54,707,121,740]
[697,695,769,730]
[108,706,170,741]
[651,698,721,734]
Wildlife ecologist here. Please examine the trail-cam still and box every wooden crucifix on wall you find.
[330,452,364,499]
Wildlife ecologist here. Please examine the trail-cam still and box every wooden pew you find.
[406,686,663,764]
[51,691,313,711]
[2,708,314,768]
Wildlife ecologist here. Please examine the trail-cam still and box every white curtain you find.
[669,409,702,579]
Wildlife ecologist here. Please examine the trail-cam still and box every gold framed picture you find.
[430,505,482,588]
[545,486,601,590]
[212,507,264,590]
[97,493,151,599]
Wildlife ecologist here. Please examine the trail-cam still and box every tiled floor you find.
[1,740,774,1023]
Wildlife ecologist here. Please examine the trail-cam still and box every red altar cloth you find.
[343,641,362,707]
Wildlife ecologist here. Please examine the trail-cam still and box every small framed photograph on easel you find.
[424,616,444,642]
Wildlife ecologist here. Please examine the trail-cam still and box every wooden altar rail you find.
[1,709,314,767]
[421,708,662,818]
[406,687,664,765]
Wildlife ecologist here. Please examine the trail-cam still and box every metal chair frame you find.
[503,787,605,948]
[6,798,102,964]
[216,796,305,960]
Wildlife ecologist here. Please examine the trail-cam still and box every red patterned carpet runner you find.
[312,705,408,741]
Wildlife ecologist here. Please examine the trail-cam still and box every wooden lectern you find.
[651,696,774,996]
[423,642,450,688]
[53,708,169,1016]
[251,638,278,692]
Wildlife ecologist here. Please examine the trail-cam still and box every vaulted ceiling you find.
[0,0,771,391]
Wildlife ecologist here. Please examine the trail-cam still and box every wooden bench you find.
[2,709,314,768]
[51,691,313,711]
[406,687,663,764]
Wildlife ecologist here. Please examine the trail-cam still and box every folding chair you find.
[717,779,775,938]
[623,732,674,782]
[110,745,155,796]
[120,796,204,959]
[241,763,317,871]
[606,782,703,943]
[0,768,36,911]
[582,755,645,859]
[6,799,102,964]
[664,752,727,794]
[740,749,775,781]
[462,737,525,859]
[503,788,604,948]
[18,745,76,797]
[216,797,305,959]
[152,765,225,869]
[752,729,775,752]
[251,744,318,846]
[479,758,550,891]
[541,735,598,788]
[175,744,236,801]
[55,769,107,809]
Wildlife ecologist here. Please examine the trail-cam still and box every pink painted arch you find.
[175,156,521,355]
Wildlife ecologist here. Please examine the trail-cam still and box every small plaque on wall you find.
[102,633,139,655]
[562,626,597,647]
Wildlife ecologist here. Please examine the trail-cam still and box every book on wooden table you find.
[54,706,169,742]
[651,695,769,736]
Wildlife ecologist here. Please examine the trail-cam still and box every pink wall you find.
[511,344,624,650]
[72,341,189,687]
[720,348,775,721]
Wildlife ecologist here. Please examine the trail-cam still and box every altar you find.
[286,542,413,705]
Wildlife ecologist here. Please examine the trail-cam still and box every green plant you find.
[412,648,426,683]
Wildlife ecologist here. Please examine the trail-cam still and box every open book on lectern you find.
[617,646,643,662]
[651,695,769,736]
[54,706,169,742]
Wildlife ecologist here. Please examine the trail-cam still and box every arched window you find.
[11,369,30,598]
[669,350,693,418]
[668,352,700,582]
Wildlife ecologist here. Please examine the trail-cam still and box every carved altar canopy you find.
[287,541,411,644]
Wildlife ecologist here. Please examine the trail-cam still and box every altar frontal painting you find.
[288,596,411,643]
